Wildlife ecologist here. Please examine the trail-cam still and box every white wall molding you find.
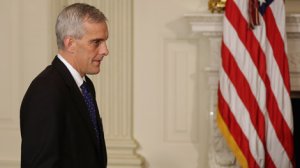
[163,39,199,143]
[0,0,21,130]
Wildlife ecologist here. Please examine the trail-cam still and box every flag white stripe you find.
[234,0,293,139]
[265,112,293,168]
[252,12,293,131]
[254,9,294,168]
[223,17,267,116]
[233,0,293,165]
[269,0,286,46]
[221,0,294,167]
[220,67,265,167]
[268,1,293,131]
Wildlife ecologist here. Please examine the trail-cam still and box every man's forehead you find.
[83,21,108,33]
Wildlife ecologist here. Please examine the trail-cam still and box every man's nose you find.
[99,42,109,56]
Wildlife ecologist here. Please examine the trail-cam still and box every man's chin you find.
[87,69,101,75]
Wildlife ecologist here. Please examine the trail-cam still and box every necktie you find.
[80,81,100,142]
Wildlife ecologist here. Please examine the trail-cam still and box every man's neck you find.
[58,50,83,77]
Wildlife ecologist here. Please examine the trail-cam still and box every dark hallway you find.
[292,98,300,168]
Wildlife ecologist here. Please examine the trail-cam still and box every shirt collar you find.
[57,54,85,88]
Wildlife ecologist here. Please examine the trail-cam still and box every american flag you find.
[217,0,295,167]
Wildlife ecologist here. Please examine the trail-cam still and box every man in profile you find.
[20,3,109,168]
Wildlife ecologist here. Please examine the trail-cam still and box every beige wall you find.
[134,0,210,167]
[0,0,52,167]
[287,0,300,13]
[0,0,299,168]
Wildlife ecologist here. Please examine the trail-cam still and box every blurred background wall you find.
[0,0,299,168]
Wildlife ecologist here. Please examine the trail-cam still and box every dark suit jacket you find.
[20,56,107,168]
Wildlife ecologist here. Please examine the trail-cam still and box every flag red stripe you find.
[222,42,278,167]
[222,41,266,143]
[264,7,291,92]
[225,0,294,164]
[266,87,295,165]
[265,153,276,168]
[264,4,294,166]
[218,89,259,168]
[225,0,267,84]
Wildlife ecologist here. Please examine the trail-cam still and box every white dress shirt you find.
[57,54,85,90]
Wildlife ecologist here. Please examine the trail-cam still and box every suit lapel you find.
[51,56,102,155]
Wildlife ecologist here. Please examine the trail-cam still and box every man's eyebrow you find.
[89,38,103,42]
[89,37,108,42]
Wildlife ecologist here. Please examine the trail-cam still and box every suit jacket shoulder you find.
[20,56,106,168]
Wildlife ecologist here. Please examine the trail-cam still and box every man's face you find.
[73,21,109,76]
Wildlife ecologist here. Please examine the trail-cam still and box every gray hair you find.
[55,3,107,50]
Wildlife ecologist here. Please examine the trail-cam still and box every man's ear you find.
[63,36,76,54]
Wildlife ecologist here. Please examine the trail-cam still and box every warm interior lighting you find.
[208,0,226,13]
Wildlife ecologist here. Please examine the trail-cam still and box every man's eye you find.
[93,41,100,46]
[90,40,102,47]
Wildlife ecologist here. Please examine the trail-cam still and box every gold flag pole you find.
[208,0,226,13]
